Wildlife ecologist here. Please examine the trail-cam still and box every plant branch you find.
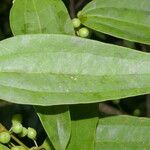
[99,103,127,115]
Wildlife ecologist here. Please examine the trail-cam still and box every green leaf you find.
[0,34,149,105]
[10,0,74,35]
[79,0,150,44]
[67,104,99,150]
[41,138,54,150]
[35,106,71,150]
[0,144,10,150]
[95,115,150,150]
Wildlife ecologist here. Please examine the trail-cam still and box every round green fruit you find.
[113,100,120,104]
[77,11,82,18]
[72,18,81,28]
[27,127,37,140]
[12,122,23,134]
[78,27,89,38]
[0,132,11,144]
[19,127,28,137]
[12,114,23,124]
[133,109,141,116]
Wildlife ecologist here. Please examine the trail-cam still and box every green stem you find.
[11,134,29,149]
[10,142,15,147]
[33,140,38,147]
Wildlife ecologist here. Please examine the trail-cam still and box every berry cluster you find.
[72,11,89,38]
[0,114,38,150]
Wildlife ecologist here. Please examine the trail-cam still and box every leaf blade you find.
[0,144,10,150]
[95,115,150,150]
[79,0,150,44]
[10,0,74,35]
[0,34,149,105]
[35,106,71,150]
[67,104,99,150]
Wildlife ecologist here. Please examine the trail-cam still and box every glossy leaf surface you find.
[79,0,150,44]
[10,0,74,35]
[95,115,150,149]
[67,104,99,150]
[36,106,71,150]
[0,34,149,105]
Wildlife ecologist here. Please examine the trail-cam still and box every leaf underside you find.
[95,115,150,150]
[79,0,150,44]
[0,34,149,106]
[10,0,74,35]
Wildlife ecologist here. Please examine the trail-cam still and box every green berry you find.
[77,11,82,18]
[19,127,28,137]
[78,27,89,38]
[113,100,120,104]
[133,109,141,116]
[12,114,22,124]
[0,132,11,144]
[11,146,26,150]
[27,127,37,140]
[12,122,23,134]
[72,18,81,28]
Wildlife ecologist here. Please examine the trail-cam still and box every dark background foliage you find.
[0,0,150,146]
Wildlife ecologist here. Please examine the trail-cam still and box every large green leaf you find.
[95,115,150,149]
[35,106,71,150]
[0,34,149,105]
[79,0,150,44]
[0,144,9,150]
[10,0,74,35]
[67,104,99,150]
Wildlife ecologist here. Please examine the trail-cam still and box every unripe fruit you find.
[113,100,120,104]
[77,11,82,18]
[133,109,141,116]
[27,127,37,140]
[11,146,26,150]
[12,122,23,134]
[0,132,11,144]
[78,27,89,38]
[12,114,22,124]
[19,127,28,137]
[72,18,81,28]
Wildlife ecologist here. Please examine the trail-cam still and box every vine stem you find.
[0,123,30,150]
[99,103,127,115]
